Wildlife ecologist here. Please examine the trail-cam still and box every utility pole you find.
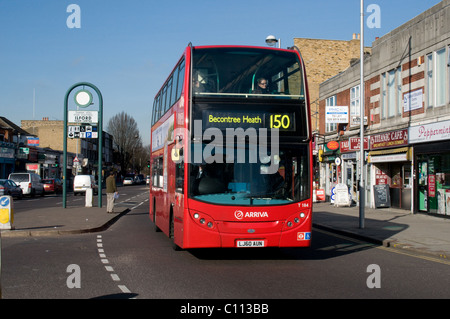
[359,0,365,229]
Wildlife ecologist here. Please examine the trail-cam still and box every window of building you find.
[427,48,448,108]
[350,85,360,127]
[427,53,433,108]
[435,47,446,107]
[326,96,337,133]
[381,68,403,119]
[397,67,403,115]
[387,69,396,117]
[381,73,386,119]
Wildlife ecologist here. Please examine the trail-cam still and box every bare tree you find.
[107,111,142,175]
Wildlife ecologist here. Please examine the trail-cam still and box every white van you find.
[73,175,98,196]
[8,172,45,197]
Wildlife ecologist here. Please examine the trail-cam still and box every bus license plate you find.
[236,240,265,248]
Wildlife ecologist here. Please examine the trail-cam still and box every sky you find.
[0,0,442,146]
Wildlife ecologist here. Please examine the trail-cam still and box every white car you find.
[8,172,44,197]
[73,175,98,195]
[123,177,134,185]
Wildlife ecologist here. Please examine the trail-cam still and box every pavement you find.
[1,197,450,262]
[0,202,130,237]
[313,202,450,261]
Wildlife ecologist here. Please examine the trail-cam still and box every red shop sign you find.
[326,141,340,151]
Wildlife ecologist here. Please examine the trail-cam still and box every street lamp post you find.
[265,35,281,48]
[359,0,365,229]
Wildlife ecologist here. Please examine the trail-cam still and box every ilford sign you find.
[68,110,98,124]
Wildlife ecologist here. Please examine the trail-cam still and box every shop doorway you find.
[374,162,411,210]
[345,161,357,203]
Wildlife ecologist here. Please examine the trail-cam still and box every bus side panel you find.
[152,188,166,229]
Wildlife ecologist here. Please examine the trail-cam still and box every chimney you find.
[353,33,356,40]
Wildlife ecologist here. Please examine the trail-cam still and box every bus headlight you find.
[190,210,216,230]
[283,211,309,231]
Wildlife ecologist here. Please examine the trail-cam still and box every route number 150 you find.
[270,114,291,130]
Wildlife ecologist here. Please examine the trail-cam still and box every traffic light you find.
[147,160,150,168]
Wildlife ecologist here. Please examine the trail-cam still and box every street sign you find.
[0,195,14,230]
[68,110,98,124]
[326,106,348,124]
[68,125,98,139]
[63,82,103,208]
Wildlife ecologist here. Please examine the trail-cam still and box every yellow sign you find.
[0,208,11,224]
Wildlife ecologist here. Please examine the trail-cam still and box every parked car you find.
[134,174,145,185]
[8,172,44,197]
[123,177,134,185]
[42,178,63,194]
[73,175,98,196]
[0,179,23,199]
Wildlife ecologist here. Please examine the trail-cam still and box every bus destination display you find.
[203,110,296,131]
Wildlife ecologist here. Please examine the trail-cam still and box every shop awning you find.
[368,147,412,163]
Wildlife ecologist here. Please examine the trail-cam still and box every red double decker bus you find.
[150,44,312,249]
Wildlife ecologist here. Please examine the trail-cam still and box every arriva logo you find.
[234,210,269,220]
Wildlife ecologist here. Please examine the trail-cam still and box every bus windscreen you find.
[193,47,305,99]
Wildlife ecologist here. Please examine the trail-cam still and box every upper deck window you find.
[192,47,304,100]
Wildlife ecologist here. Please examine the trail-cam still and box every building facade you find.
[294,36,371,132]
[318,0,450,216]
[21,118,114,178]
[0,117,35,179]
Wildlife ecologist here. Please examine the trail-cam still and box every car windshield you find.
[188,144,309,206]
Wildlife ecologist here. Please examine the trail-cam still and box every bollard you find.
[0,196,14,230]
[85,188,93,208]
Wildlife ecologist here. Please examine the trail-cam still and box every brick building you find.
[318,0,450,215]
[21,118,114,177]
[293,36,371,131]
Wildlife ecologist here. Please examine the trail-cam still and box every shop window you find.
[418,153,450,215]
[403,166,411,188]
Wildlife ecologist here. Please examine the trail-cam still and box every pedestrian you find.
[106,171,118,213]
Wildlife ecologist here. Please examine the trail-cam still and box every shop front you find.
[339,138,367,204]
[410,120,450,216]
[367,129,412,210]
[319,140,340,201]
[0,144,15,178]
